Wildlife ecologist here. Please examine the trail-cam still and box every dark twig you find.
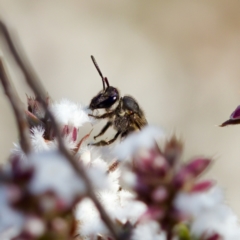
[0,58,31,154]
[0,20,122,240]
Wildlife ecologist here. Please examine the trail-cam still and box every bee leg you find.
[88,111,114,119]
[121,131,132,139]
[90,131,121,146]
[120,127,136,140]
[94,121,112,139]
[121,131,128,139]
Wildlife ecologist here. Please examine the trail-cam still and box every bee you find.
[88,56,147,146]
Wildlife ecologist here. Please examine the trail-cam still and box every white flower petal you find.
[175,186,240,240]
[28,150,86,205]
[115,125,164,160]
[50,99,91,128]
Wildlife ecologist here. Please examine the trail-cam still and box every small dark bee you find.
[88,56,147,146]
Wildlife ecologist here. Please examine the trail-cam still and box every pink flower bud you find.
[191,180,214,193]
[151,186,168,202]
[174,158,211,189]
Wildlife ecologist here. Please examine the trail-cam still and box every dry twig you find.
[0,59,31,154]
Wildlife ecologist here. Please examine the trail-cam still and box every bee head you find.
[89,56,119,110]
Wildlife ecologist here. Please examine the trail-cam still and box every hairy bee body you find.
[88,56,147,146]
[113,114,129,133]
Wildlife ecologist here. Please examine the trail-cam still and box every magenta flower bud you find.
[174,158,211,189]
[11,156,34,182]
[220,105,240,127]
[139,206,165,222]
[72,127,78,142]
[191,180,214,193]
[205,233,221,240]
[185,158,211,177]
[62,125,78,142]
[151,186,168,202]
[7,184,22,203]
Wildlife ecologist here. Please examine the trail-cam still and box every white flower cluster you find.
[2,98,240,240]
[50,99,91,129]
[0,186,24,239]
[28,151,86,205]
[175,187,240,240]
[76,145,148,239]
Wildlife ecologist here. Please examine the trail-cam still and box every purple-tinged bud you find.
[11,156,34,182]
[134,177,149,196]
[25,110,45,129]
[7,184,22,203]
[139,206,165,222]
[26,95,47,120]
[174,158,211,189]
[204,233,221,240]
[230,105,240,119]
[72,127,78,142]
[191,180,214,193]
[220,105,240,127]
[51,217,68,233]
[39,193,67,213]
[62,125,78,142]
[151,186,168,202]
[163,135,183,166]
[185,158,211,177]
[133,148,168,177]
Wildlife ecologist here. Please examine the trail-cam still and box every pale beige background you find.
[1,0,240,215]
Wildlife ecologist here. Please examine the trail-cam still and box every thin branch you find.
[0,20,123,240]
[0,58,31,154]
[0,21,48,100]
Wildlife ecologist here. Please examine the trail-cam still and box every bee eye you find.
[98,96,118,108]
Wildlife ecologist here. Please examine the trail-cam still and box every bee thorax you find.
[114,115,129,132]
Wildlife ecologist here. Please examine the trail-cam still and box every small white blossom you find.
[120,169,137,190]
[87,167,109,190]
[75,198,108,238]
[75,153,147,239]
[108,167,121,192]
[114,190,147,223]
[0,186,24,239]
[30,126,50,152]
[50,99,91,128]
[175,186,240,240]
[28,150,86,205]
[79,146,92,165]
[24,216,45,237]
[115,125,164,160]
[131,221,166,240]
[11,143,27,162]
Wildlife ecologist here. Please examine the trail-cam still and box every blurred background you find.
[1,0,240,215]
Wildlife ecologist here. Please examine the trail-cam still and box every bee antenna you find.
[104,77,110,87]
[91,55,105,90]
